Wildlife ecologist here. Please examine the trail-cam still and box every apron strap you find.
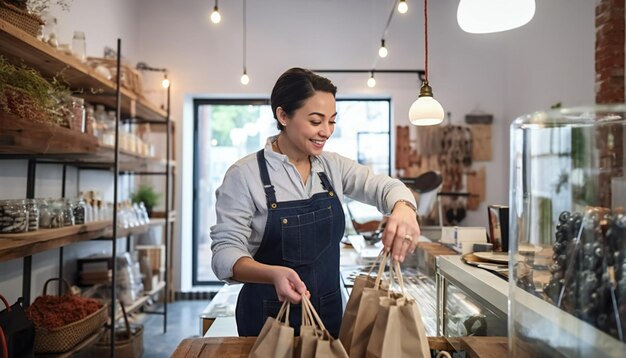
[256,150,277,205]
[317,172,336,194]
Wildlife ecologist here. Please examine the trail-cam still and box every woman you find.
[210,67,420,338]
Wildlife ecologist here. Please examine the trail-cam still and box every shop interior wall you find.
[0,0,596,295]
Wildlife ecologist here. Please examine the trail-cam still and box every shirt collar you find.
[263,135,323,172]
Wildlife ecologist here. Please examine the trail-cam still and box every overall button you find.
[329,191,334,197]
[282,218,288,224]
[271,203,277,209]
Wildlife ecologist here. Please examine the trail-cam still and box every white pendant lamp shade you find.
[409,83,444,126]
[457,0,535,34]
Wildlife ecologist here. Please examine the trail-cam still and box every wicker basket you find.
[92,301,144,358]
[31,279,109,354]
[0,2,44,37]
[86,57,144,95]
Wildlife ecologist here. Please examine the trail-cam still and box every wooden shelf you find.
[0,19,167,121]
[115,281,165,320]
[0,112,171,171]
[0,221,111,263]
[0,112,99,156]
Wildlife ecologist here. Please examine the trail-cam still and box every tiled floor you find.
[138,300,210,357]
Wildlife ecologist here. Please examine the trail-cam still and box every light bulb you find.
[398,0,408,14]
[408,82,444,126]
[161,75,170,88]
[367,75,376,88]
[240,72,250,85]
[457,0,535,34]
[210,6,221,24]
[378,45,388,58]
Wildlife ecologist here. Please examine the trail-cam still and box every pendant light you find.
[378,39,388,58]
[408,0,444,126]
[161,73,170,88]
[457,0,535,34]
[240,0,249,85]
[367,71,376,88]
[210,0,221,24]
[397,0,408,14]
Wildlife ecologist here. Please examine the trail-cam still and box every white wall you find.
[1,0,597,294]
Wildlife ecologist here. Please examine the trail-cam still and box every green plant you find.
[0,56,72,125]
[130,185,160,209]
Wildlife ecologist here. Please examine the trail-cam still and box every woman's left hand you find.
[381,201,420,262]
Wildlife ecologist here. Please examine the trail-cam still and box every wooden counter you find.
[172,336,506,357]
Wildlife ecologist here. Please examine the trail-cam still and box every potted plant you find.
[130,184,160,217]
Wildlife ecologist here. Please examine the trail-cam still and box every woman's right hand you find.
[270,266,309,304]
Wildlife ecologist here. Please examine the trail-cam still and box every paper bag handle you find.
[302,295,324,331]
[276,300,291,326]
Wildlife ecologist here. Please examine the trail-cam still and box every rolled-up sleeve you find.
[210,164,255,282]
[332,153,415,213]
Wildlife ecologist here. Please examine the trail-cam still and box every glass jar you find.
[38,199,52,228]
[85,104,95,137]
[69,97,85,133]
[509,105,626,357]
[63,198,75,226]
[25,198,39,231]
[0,199,29,233]
[73,198,86,225]
[49,199,65,228]
[71,31,86,63]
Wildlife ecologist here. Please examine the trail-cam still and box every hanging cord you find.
[242,0,247,72]
[371,0,399,70]
[424,0,428,82]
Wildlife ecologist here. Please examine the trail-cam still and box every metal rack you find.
[0,19,173,356]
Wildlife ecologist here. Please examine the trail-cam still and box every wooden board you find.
[466,167,486,210]
[0,112,98,155]
[461,336,508,357]
[172,337,257,358]
[0,221,110,262]
[172,336,505,358]
[470,124,492,161]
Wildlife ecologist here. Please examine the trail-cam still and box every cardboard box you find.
[136,245,164,274]
[441,226,487,254]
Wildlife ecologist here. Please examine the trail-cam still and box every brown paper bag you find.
[365,261,430,358]
[249,300,294,358]
[297,295,349,358]
[297,295,323,358]
[348,253,390,358]
[339,251,388,353]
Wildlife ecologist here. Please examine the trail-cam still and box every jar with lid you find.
[38,199,52,228]
[25,198,39,231]
[71,31,86,63]
[62,198,75,226]
[49,199,65,228]
[0,199,29,233]
[509,105,626,357]
[73,197,86,225]
[69,97,85,133]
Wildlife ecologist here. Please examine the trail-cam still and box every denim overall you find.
[236,150,345,337]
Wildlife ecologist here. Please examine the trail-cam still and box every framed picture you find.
[488,205,509,252]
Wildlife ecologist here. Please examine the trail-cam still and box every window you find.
[192,98,390,284]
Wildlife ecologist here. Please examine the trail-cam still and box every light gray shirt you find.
[210,135,416,283]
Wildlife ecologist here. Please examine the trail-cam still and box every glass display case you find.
[509,105,626,357]
[436,255,508,342]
